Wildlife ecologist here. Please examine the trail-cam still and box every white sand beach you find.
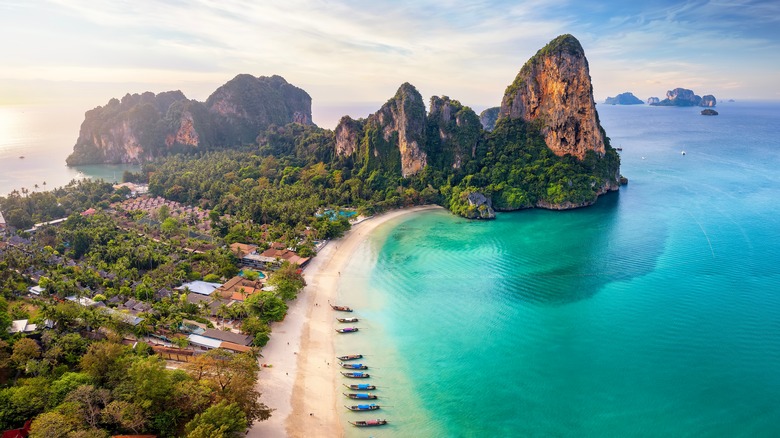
[247,205,441,438]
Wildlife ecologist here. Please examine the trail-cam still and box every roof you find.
[230,242,258,258]
[220,341,253,353]
[8,319,37,334]
[216,276,263,301]
[188,334,222,349]
[28,286,44,295]
[257,248,310,266]
[201,328,253,346]
[176,281,221,295]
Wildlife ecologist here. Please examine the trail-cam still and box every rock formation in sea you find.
[479,107,500,131]
[647,97,660,105]
[604,92,643,105]
[498,34,605,160]
[464,192,496,219]
[67,75,312,165]
[701,109,719,116]
[700,95,717,107]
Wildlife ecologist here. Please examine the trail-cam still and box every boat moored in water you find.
[340,362,368,370]
[329,302,353,312]
[337,354,363,361]
[344,392,378,400]
[336,327,359,333]
[337,317,359,323]
[341,371,370,378]
[344,383,376,390]
[349,419,388,427]
[345,404,380,411]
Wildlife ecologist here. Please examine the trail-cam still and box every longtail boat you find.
[344,383,376,390]
[343,393,377,400]
[341,372,370,378]
[345,404,380,411]
[349,419,388,427]
[337,354,363,361]
[337,317,359,323]
[336,327,359,333]
[340,362,368,370]
[329,302,353,312]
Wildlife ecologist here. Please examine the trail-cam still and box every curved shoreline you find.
[248,205,443,437]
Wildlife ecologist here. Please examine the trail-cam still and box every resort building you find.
[229,242,258,258]
[176,280,222,296]
[215,276,264,301]
[8,319,37,334]
[187,327,253,352]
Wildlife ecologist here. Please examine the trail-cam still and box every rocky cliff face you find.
[498,34,605,160]
[334,83,428,177]
[67,75,313,165]
[427,96,481,169]
[479,107,500,131]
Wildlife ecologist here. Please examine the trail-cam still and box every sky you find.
[1,0,779,128]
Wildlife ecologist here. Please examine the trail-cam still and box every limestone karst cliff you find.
[650,88,717,107]
[498,34,605,161]
[479,107,500,131]
[333,83,428,177]
[426,96,481,170]
[67,75,313,165]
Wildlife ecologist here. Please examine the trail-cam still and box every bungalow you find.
[186,293,228,317]
[27,286,44,296]
[241,247,310,270]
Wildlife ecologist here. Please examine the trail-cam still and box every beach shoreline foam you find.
[247,205,443,438]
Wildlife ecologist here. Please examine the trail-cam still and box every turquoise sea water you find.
[0,104,140,196]
[336,102,780,437]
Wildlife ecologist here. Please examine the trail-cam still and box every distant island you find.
[63,34,622,219]
[604,92,643,105]
[701,109,719,115]
[646,97,660,105]
[650,88,717,107]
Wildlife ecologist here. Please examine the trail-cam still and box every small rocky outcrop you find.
[701,109,719,116]
[67,75,313,165]
[334,116,364,156]
[647,97,660,105]
[479,107,500,131]
[498,34,605,160]
[465,192,496,219]
[604,92,643,105]
[700,95,717,107]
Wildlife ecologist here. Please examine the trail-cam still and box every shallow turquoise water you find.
[337,102,780,437]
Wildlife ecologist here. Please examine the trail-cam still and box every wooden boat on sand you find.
[337,354,363,361]
[341,371,370,378]
[338,317,359,323]
[344,383,376,390]
[340,362,368,370]
[336,327,359,333]
[343,392,377,400]
[349,419,388,427]
[345,404,380,411]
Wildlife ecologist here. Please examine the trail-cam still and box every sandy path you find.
[247,205,441,438]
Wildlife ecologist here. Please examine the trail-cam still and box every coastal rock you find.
[647,97,660,105]
[604,92,643,105]
[479,107,500,131]
[498,34,605,160]
[465,192,496,219]
[651,88,702,106]
[67,75,312,165]
[700,95,717,107]
[701,109,719,116]
[427,96,481,169]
